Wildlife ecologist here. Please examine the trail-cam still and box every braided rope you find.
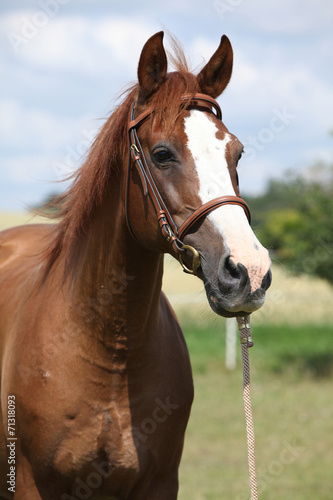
[236,315,258,500]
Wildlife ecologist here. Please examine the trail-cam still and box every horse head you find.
[126,32,271,317]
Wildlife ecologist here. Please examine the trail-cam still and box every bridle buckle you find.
[165,224,173,242]
[130,144,140,155]
[178,245,201,275]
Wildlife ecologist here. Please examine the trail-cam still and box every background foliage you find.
[245,161,333,284]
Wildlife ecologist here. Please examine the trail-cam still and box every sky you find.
[1,0,332,211]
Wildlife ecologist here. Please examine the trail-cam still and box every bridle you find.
[126,92,251,274]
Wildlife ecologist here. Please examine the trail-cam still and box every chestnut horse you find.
[0,32,271,499]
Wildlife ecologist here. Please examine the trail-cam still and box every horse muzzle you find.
[201,254,272,318]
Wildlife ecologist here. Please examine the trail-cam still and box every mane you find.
[42,39,201,282]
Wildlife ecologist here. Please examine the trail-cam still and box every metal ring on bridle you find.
[178,245,201,275]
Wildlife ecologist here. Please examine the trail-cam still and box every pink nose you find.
[223,256,271,290]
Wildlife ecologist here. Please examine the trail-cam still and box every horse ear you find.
[197,35,233,98]
[138,31,167,102]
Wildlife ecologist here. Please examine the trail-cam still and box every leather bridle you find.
[126,92,251,274]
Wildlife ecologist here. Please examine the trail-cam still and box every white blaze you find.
[184,110,270,292]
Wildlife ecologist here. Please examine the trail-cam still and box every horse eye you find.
[153,149,173,163]
[237,150,243,163]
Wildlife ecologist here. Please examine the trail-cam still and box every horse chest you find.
[49,368,191,493]
[51,396,139,474]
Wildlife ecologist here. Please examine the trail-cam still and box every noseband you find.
[126,93,251,274]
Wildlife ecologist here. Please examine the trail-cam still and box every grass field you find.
[1,211,333,498]
[179,323,333,500]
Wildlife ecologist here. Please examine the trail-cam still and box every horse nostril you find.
[223,258,249,289]
[261,269,272,291]
[237,263,250,288]
[225,256,241,280]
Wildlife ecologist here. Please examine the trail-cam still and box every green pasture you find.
[1,212,333,498]
[179,323,333,500]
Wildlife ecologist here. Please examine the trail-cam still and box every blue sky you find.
[1,0,332,211]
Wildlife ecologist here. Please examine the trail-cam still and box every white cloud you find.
[3,155,55,184]
[1,1,332,208]
[2,11,155,78]
[237,155,280,194]
[214,0,333,35]
[96,17,154,66]
[189,37,218,71]
[0,99,94,152]
[216,39,333,151]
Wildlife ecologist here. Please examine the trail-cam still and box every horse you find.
[0,32,271,499]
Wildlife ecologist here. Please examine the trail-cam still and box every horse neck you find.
[66,181,164,354]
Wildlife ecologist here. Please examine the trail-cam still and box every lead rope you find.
[236,315,259,500]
